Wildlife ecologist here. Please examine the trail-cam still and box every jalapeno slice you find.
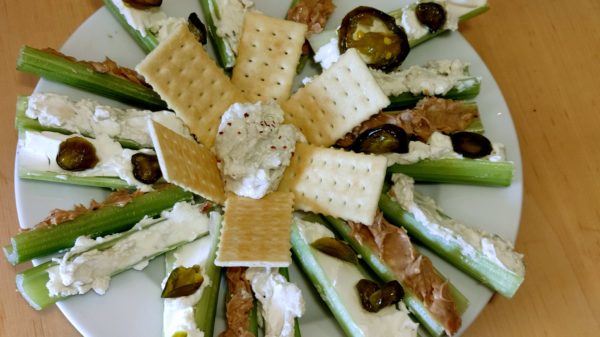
[415,2,447,33]
[338,6,410,72]
[123,0,162,9]
[450,131,493,158]
[188,12,208,45]
[56,136,99,171]
[131,153,162,184]
[311,237,359,265]
[161,265,204,298]
[352,124,409,154]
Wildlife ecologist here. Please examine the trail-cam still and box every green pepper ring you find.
[338,6,410,72]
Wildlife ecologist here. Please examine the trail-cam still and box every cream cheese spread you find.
[296,219,419,337]
[215,102,305,199]
[370,59,477,96]
[389,173,525,276]
[18,131,155,191]
[25,93,189,148]
[385,131,505,166]
[46,202,210,297]
[213,0,255,54]
[112,0,186,42]
[246,268,305,337]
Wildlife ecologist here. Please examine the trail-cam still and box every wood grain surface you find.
[1,0,599,336]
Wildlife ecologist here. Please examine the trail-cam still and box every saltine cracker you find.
[278,143,387,225]
[136,25,248,148]
[216,192,295,267]
[148,120,225,204]
[281,48,390,147]
[232,12,307,102]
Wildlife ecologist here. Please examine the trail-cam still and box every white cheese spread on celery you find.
[370,59,477,96]
[296,219,419,337]
[215,102,305,199]
[18,131,154,191]
[112,0,186,42]
[385,131,506,165]
[26,93,189,148]
[46,202,210,297]
[389,173,525,276]
[246,268,305,337]
[212,0,255,54]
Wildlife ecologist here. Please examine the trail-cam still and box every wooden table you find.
[1,0,599,336]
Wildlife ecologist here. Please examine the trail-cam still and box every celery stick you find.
[279,268,302,337]
[16,46,166,110]
[103,0,159,53]
[324,215,467,337]
[16,95,148,150]
[163,213,222,337]
[387,159,514,187]
[16,213,209,311]
[199,0,236,69]
[385,78,481,111]
[19,170,131,190]
[379,193,524,298]
[389,4,490,48]
[3,185,192,265]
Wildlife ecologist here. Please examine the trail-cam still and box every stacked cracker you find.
[136,13,389,268]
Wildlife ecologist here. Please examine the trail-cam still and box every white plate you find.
[15,1,523,336]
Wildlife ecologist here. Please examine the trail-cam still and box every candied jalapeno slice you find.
[415,2,447,32]
[356,279,381,312]
[352,124,409,154]
[450,131,493,158]
[56,136,99,171]
[311,237,359,264]
[356,279,405,312]
[131,153,162,184]
[123,0,162,9]
[338,6,410,72]
[188,12,208,45]
[161,265,204,298]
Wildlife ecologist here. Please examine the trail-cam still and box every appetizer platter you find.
[10,0,524,336]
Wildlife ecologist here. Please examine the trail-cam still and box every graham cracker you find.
[278,143,387,225]
[148,120,225,204]
[232,12,307,102]
[215,192,294,267]
[281,48,390,146]
[136,25,248,148]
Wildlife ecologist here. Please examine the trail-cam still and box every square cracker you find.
[148,120,225,204]
[136,25,248,148]
[278,143,387,225]
[216,192,294,267]
[281,48,390,147]
[232,12,307,102]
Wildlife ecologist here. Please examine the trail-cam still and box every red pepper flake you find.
[237,131,241,135]
[227,122,232,126]
[218,131,224,135]
[283,145,287,149]
[271,146,277,150]
[244,112,249,118]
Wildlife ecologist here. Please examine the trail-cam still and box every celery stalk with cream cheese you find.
[162,212,222,337]
[18,130,159,191]
[16,94,190,150]
[380,173,525,298]
[16,201,210,310]
[291,215,419,337]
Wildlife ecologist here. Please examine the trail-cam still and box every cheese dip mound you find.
[215,102,305,199]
